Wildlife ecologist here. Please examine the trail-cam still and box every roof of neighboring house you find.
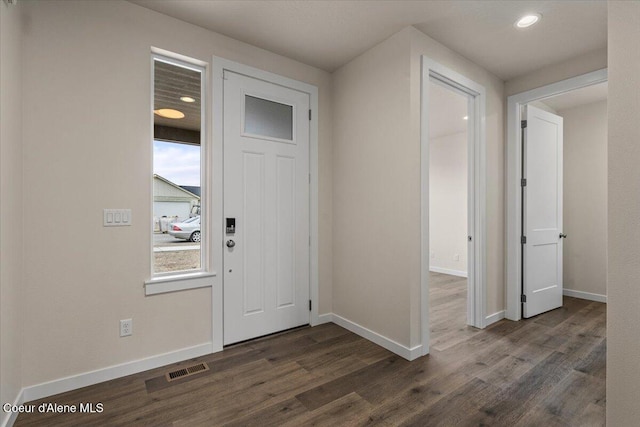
[179,185,201,198]
[153,174,200,200]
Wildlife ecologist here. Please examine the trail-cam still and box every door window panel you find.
[244,95,293,140]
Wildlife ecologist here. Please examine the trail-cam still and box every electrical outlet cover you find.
[120,319,132,337]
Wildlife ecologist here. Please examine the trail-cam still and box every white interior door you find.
[522,104,564,318]
[223,70,310,345]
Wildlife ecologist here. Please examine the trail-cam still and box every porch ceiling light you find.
[180,96,196,103]
[515,13,541,28]
[154,108,185,119]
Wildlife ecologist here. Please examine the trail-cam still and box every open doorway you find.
[420,56,487,356]
[521,82,608,319]
[506,69,608,320]
[428,79,474,350]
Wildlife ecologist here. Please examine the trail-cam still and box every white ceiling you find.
[540,81,608,111]
[130,0,607,81]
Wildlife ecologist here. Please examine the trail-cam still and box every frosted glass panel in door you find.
[244,95,293,141]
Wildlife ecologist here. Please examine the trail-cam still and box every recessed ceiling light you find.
[154,108,185,119]
[180,96,196,103]
[515,13,541,28]
[463,116,468,120]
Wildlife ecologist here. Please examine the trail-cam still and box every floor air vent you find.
[165,362,209,382]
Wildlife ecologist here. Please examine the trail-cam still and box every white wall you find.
[19,0,332,389]
[0,1,24,424]
[607,1,640,424]
[429,131,467,276]
[558,100,607,298]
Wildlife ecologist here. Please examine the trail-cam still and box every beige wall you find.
[410,27,506,342]
[607,1,640,424]
[0,1,24,421]
[8,1,631,412]
[506,48,607,96]
[20,0,332,387]
[429,131,468,275]
[332,29,415,347]
[559,100,607,298]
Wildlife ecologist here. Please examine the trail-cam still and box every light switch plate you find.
[104,209,132,226]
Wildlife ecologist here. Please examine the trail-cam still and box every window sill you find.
[144,272,216,295]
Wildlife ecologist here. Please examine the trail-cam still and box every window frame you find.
[145,50,215,295]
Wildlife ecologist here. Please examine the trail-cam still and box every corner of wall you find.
[0,1,25,426]
[606,1,640,425]
[331,26,415,349]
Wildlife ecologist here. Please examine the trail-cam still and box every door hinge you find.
[309,300,312,311]
[468,235,472,242]
[521,178,527,187]
[309,235,311,246]
[521,236,527,244]
[309,173,311,183]
[309,109,312,121]
[521,294,527,303]
[521,120,527,128]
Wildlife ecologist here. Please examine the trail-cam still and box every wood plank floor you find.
[15,274,606,426]
[429,272,480,352]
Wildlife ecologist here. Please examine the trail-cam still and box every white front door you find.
[522,104,564,318]
[223,70,310,345]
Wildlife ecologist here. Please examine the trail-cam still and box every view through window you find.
[153,57,203,275]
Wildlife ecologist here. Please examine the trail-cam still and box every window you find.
[152,55,205,277]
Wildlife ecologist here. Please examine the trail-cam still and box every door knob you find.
[226,239,236,248]
[559,233,567,239]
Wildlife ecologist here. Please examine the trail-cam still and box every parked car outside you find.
[168,216,201,242]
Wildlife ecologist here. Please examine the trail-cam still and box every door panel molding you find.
[506,68,607,321]
[212,57,319,352]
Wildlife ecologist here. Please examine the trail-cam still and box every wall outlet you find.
[453,253,460,261]
[120,319,132,337]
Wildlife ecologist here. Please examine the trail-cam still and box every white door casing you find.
[522,104,564,318]
[223,71,310,345]
[505,69,607,322]
[421,56,487,358]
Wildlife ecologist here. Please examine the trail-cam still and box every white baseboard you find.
[563,289,607,303]
[429,266,468,278]
[1,388,24,427]
[316,313,333,325]
[329,313,422,361]
[22,342,213,403]
[485,310,505,327]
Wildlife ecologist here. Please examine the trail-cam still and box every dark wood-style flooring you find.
[15,274,606,426]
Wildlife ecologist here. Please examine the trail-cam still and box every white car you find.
[168,216,201,242]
